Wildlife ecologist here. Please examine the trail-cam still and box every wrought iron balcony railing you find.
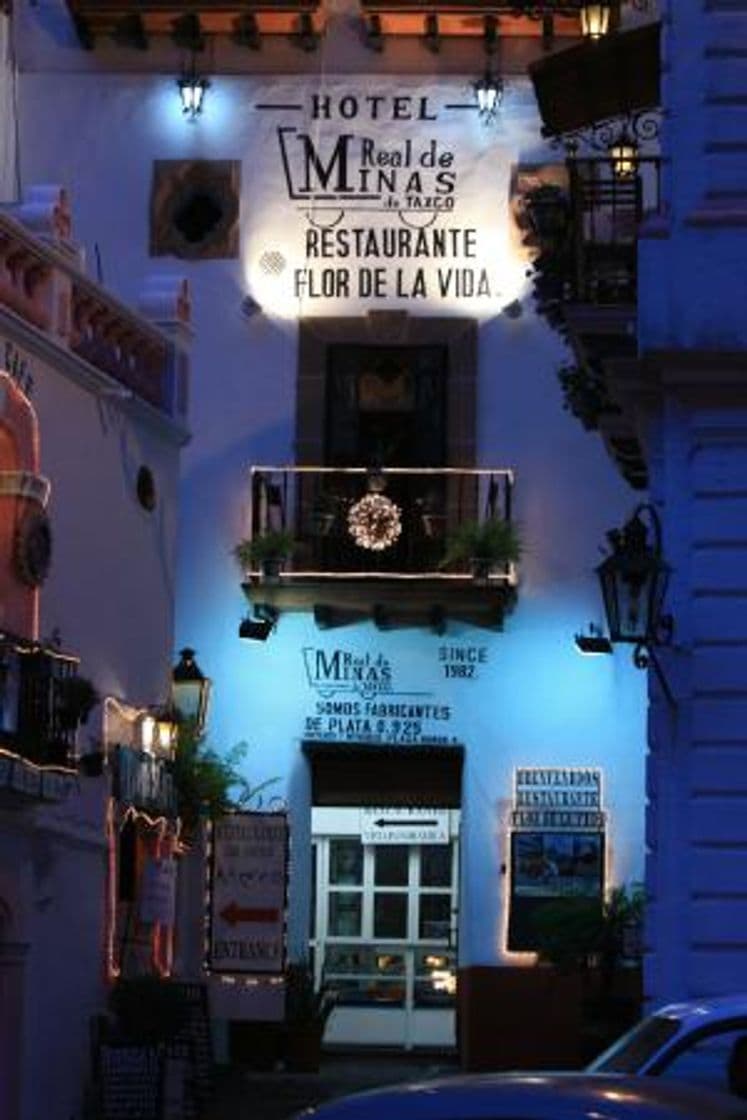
[241,465,516,583]
[0,633,81,768]
[567,155,663,306]
[112,745,177,817]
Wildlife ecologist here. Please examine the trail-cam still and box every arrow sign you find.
[374,818,439,829]
[220,901,280,926]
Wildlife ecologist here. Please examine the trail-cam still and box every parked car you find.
[298,1073,747,1120]
[589,994,747,1098]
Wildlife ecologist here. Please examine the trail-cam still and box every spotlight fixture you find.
[580,1,613,40]
[474,70,504,123]
[239,607,278,642]
[574,624,613,656]
[240,293,262,320]
[178,68,209,120]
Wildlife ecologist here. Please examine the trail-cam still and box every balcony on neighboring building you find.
[0,634,85,795]
[239,465,518,630]
[527,18,661,490]
[0,200,190,425]
[111,744,177,817]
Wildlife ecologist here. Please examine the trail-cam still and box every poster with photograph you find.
[512,831,603,899]
[507,830,605,952]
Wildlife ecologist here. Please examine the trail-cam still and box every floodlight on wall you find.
[574,623,613,656]
[171,646,211,732]
[239,607,278,642]
[596,503,675,704]
[580,1,614,39]
[474,70,504,124]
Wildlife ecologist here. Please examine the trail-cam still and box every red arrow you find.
[220,901,279,926]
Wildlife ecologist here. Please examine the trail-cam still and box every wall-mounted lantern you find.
[474,70,504,123]
[171,647,211,732]
[580,1,614,39]
[596,503,674,703]
[609,128,639,178]
[178,68,209,119]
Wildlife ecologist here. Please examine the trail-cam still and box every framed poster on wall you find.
[507,830,605,952]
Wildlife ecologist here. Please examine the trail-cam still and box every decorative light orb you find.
[347,494,402,552]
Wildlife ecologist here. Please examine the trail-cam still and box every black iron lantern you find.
[596,505,670,646]
[473,70,504,123]
[171,647,211,731]
[595,504,674,705]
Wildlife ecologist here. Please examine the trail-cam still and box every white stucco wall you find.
[15,59,646,973]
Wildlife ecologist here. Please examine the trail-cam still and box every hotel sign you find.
[249,81,527,317]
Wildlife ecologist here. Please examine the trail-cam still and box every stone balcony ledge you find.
[0,189,190,424]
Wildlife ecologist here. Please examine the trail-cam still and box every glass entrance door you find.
[311,807,459,1050]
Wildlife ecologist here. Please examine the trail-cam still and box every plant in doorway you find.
[284,960,337,1073]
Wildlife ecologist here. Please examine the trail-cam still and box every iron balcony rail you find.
[244,465,516,582]
[0,633,81,768]
[568,155,663,306]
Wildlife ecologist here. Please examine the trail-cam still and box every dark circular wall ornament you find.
[136,465,157,512]
[14,508,53,587]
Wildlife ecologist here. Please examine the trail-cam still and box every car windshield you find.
[588,1014,682,1073]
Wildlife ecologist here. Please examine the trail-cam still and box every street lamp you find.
[596,504,674,702]
[580,1,614,39]
[171,647,211,732]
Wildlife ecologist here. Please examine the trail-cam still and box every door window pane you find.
[415,949,456,1006]
[419,893,451,939]
[328,892,362,936]
[374,893,408,938]
[329,839,363,885]
[420,844,452,887]
[374,845,409,886]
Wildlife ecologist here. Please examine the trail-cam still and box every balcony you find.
[239,465,518,630]
[0,206,189,424]
[112,745,177,816]
[0,633,83,780]
[525,154,662,489]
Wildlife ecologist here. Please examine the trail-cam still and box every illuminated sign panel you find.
[508,768,606,952]
[245,81,530,318]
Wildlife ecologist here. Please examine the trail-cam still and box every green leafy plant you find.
[557,363,619,431]
[531,884,645,979]
[171,719,279,834]
[440,517,522,571]
[285,961,337,1029]
[55,674,99,730]
[234,529,295,569]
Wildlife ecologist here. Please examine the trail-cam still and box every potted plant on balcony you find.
[441,516,522,581]
[284,960,337,1073]
[55,674,99,731]
[234,529,295,581]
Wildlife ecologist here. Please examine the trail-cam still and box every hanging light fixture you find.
[474,70,504,124]
[609,127,639,178]
[580,1,614,40]
[178,63,209,119]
